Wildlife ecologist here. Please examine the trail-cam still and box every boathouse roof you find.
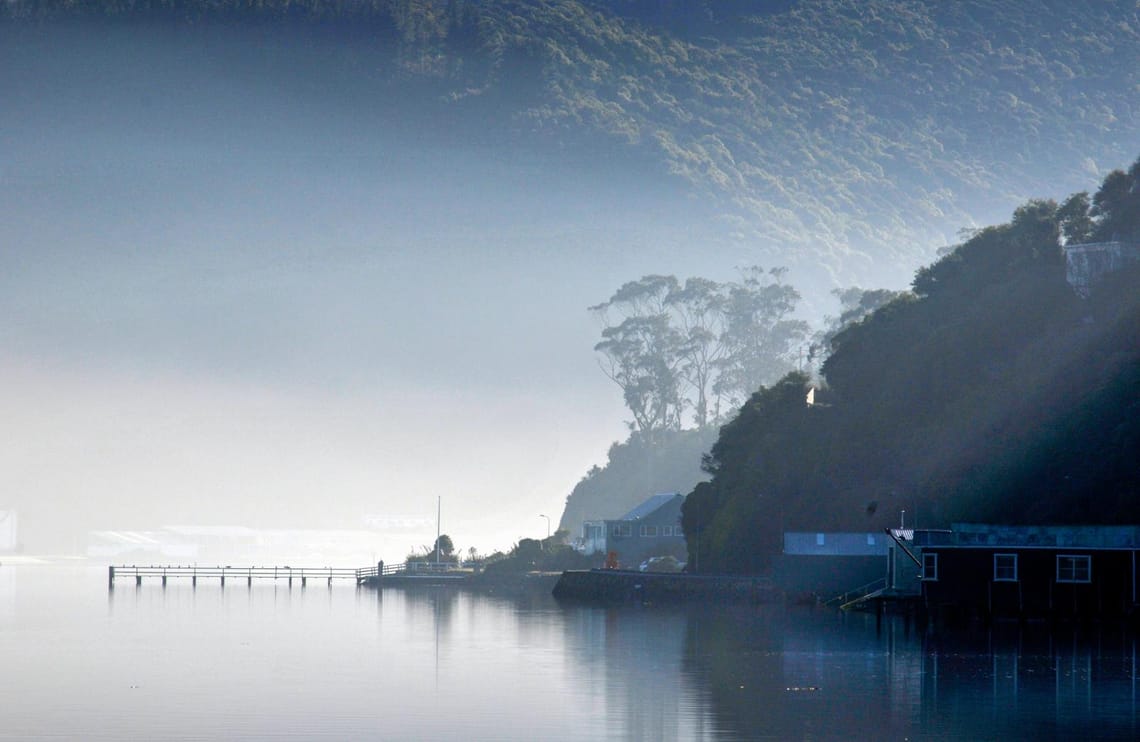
[914,523,1140,550]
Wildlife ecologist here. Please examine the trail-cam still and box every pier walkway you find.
[108,562,404,588]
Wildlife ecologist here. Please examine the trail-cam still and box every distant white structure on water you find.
[0,510,18,552]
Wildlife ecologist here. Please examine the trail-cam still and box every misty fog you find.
[0,22,766,557]
[2,13,1122,560]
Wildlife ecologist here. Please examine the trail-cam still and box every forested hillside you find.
[683,157,1140,573]
[7,0,1139,290]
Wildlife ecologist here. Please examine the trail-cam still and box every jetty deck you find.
[108,564,377,588]
[107,561,478,588]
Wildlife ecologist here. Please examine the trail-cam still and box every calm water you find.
[1,565,1138,740]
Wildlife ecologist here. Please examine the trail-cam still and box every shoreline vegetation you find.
[678,159,1140,574]
[563,153,1140,579]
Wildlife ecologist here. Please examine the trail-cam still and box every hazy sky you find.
[1,22,777,558]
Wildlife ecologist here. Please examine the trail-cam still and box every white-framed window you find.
[1056,555,1091,583]
[640,525,658,537]
[922,552,938,581]
[661,525,672,537]
[993,553,1018,582]
[613,524,632,538]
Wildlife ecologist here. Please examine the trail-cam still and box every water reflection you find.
[675,606,1140,740]
[563,606,716,741]
[6,568,1140,740]
[919,624,1139,740]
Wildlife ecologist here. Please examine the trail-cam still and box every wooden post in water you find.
[302,575,307,588]
[108,566,115,590]
[136,575,142,587]
[162,575,167,588]
[220,573,225,587]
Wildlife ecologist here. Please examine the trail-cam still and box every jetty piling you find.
[107,561,468,590]
[107,565,372,589]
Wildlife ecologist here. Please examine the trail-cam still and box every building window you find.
[613,524,632,538]
[866,534,876,546]
[993,553,1018,582]
[660,525,672,537]
[640,525,658,537]
[816,533,826,546]
[1056,555,1091,583]
[922,552,938,581]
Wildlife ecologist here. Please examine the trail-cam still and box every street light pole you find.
[539,514,550,540]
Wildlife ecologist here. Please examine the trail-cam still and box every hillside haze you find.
[2,0,1138,554]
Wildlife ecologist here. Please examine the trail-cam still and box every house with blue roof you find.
[579,493,686,567]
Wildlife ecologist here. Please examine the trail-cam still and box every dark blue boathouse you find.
[913,524,1140,622]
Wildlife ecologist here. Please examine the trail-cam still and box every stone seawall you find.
[552,569,781,604]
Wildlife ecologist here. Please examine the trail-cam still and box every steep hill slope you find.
[683,158,1140,573]
[6,0,1139,292]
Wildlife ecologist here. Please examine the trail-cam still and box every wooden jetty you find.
[108,564,378,589]
[358,561,472,587]
[106,561,476,589]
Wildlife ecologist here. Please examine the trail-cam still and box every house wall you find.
[1064,241,1140,298]
[922,547,1139,620]
[776,532,892,600]
[604,498,686,567]
[580,521,607,555]
[774,555,885,600]
[783,532,889,557]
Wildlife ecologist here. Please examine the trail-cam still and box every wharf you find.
[108,564,370,588]
[357,561,474,587]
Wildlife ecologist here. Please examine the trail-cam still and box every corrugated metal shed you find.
[783,532,889,557]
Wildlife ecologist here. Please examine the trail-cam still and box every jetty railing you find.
[822,577,887,609]
[354,562,408,580]
[107,559,479,588]
[403,561,466,574]
[109,564,376,588]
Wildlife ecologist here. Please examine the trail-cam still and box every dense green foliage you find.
[564,278,892,541]
[683,159,1140,573]
[568,267,807,541]
[478,533,594,575]
[7,1,1140,282]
